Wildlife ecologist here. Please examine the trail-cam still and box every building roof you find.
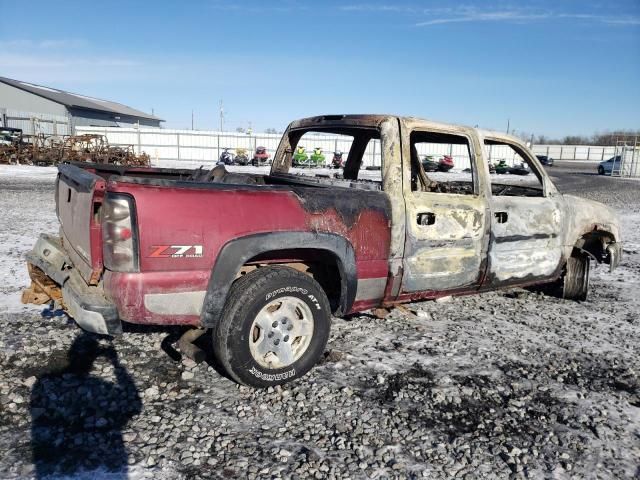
[0,76,163,122]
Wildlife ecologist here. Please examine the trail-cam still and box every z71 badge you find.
[149,245,203,258]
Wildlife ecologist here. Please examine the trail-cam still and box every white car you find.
[598,156,621,175]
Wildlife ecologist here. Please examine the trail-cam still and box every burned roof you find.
[0,76,163,122]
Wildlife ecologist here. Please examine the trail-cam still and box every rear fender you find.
[200,232,357,328]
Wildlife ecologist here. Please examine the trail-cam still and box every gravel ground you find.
[0,162,638,479]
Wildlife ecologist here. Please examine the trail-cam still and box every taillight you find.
[102,193,139,272]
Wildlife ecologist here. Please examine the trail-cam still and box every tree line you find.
[530,130,640,146]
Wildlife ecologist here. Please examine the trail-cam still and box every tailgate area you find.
[23,233,121,335]
[56,164,106,284]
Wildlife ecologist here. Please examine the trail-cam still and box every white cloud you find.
[414,7,640,27]
[416,10,551,26]
[339,3,640,28]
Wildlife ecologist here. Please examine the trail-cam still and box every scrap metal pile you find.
[0,132,150,167]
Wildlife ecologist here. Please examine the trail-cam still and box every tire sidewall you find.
[563,255,590,300]
[222,273,331,387]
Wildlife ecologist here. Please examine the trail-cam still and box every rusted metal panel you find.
[486,196,564,283]
[403,194,487,291]
[380,118,405,261]
[398,117,489,293]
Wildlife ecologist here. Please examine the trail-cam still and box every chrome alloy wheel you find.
[248,296,315,369]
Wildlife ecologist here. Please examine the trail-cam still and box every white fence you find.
[1,109,71,137]
[75,126,621,169]
[530,145,617,161]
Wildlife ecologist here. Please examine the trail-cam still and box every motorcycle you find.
[293,146,309,167]
[252,146,270,166]
[330,151,344,169]
[218,147,234,165]
[234,147,250,166]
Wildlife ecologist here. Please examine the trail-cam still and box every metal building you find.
[0,76,163,136]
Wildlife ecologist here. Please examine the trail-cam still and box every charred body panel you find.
[485,195,564,285]
[399,117,490,294]
[289,186,390,229]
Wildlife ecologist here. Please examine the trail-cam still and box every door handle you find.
[495,211,508,223]
[417,212,436,226]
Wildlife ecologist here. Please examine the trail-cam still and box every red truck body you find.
[42,151,393,336]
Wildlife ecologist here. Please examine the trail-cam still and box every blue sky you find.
[0,0,638,137]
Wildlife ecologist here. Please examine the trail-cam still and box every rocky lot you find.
[0,163,638,479]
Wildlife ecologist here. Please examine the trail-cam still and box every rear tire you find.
[214,266,331,387]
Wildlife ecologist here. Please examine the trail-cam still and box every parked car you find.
[22,114,622,387]
[598,156,622,175]
[535,155,554,167]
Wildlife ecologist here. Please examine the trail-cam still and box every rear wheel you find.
[214,266,331,387]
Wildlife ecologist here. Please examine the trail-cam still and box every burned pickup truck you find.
[23,115,622,387]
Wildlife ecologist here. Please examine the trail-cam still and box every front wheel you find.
[598,166,605,175]
[541,253,590,300]
[562,254,590,300]
[214,266,331,387]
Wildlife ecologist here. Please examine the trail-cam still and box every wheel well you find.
[238,249,344,314]
[574,231,615,263]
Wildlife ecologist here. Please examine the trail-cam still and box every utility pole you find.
[219,100,225,132]
[506,118,510,134]
[191,110,194,130]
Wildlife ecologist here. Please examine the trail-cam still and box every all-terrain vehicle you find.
[309,147,325,167]
[330,151,344,169]
[494,159,509,174]
[508,161,531,175]
[218,148,234,165]
[233,148,250,166]
[422,155,454,172]
[252,146,270,166]
[292,145,308,166]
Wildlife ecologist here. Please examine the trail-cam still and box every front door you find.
[400,124,489,293]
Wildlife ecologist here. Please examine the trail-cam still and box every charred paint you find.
[290,186,391,229]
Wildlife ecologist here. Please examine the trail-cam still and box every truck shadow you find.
[30,332,141,478]
[122,322,231,381]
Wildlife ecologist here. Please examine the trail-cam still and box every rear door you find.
[482,136,564,286]
[57,164,106,284]
[400,121,489,293]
